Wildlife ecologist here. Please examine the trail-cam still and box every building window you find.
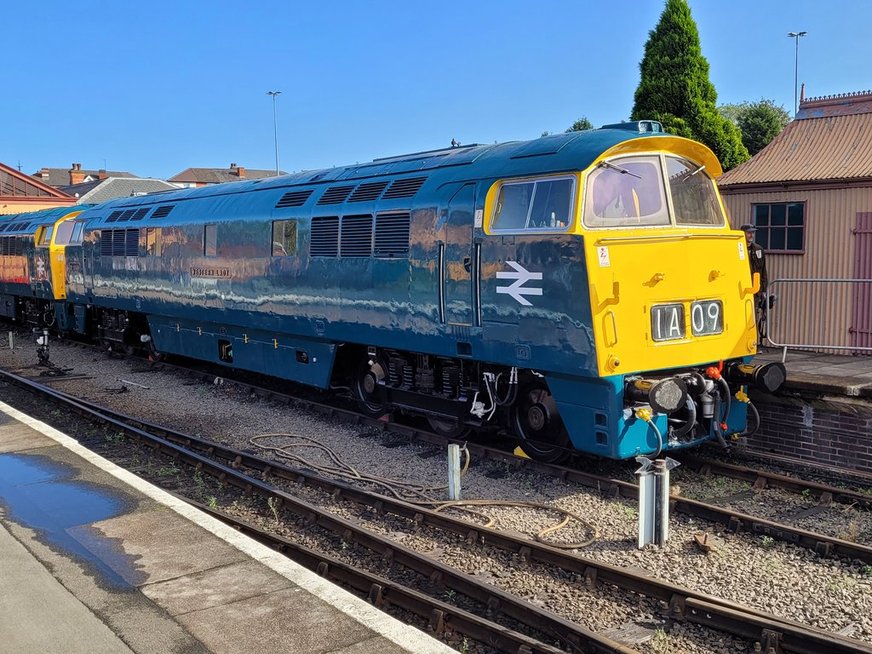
[204,224,217,257]
[271,220,297,256]
[753,202,804,253]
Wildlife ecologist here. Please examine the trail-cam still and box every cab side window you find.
[491,176,574,232]
[37,225,53,246]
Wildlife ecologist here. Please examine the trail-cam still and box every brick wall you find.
[747,391,872,472]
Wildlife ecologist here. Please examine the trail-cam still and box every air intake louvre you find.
[152,205,174,218]
[117,209,137,222]
[374,212,411,258]
[340,215,373,257]
[348,181,388,203]
[275,189,314,208]
[106,210,123,223]
[131,208,150,221]
[317,185,355,205]
[101,229,140,256]
[383,176,426,199]
[310,216,339,257]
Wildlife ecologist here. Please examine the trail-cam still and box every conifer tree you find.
[631,0,749,169]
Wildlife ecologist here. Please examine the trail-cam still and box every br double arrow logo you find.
[496,261,542,306]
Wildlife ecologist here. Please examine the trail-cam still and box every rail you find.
[764,278,872,360]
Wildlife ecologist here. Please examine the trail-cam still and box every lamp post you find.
[787,31,807,117]
[267,90,282,176]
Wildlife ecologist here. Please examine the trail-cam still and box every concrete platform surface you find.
[754,348,872,398]
[0,400,456,654]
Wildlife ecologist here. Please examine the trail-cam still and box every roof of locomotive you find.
[76,124,719,227]
[0,206,90,235]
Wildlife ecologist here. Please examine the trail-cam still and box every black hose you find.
[669,396,697,440]
[711,393,729,449]
[738,400,760,438]
[717,377,731,425]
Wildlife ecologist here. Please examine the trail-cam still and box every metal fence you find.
[764,278,872,359]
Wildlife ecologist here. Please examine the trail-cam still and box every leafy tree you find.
[737,100,789,155]
[566,117,594,132]
[631,0,749,169]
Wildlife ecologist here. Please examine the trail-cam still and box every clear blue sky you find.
[5,1,869,179]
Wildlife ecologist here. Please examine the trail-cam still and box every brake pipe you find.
[635,407,663,458]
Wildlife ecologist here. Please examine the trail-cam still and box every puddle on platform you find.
[0,452,140,589]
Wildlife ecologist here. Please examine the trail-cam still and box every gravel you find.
[2,335,871,652]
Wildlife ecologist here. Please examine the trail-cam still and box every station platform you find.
[0,401,455,654]
[754,348,872,399]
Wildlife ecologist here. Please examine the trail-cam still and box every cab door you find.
[49,213,84,299]
[441,183,475,326]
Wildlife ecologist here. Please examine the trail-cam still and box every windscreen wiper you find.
[598,161,642,179]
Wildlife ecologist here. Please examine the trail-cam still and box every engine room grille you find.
[131,208,150,221]
[340,215,373,257]
[382,176,426,199]
[348,181,389,203]
[374,212,411,258]
[116,209,137,222]
[317,185,355,205]
[310,216,339,257]
[100,229,140,257]
[106,210,123,223]
[152,205,175,218]
[275,189,314,208]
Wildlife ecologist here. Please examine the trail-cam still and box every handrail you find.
[764,278,872,360]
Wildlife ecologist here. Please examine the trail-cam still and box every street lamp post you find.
[787,31,807,117]
[267,90,282,176]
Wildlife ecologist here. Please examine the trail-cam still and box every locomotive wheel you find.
[511,380,571,464]
[427,417,471,439]
[352,360,389,418]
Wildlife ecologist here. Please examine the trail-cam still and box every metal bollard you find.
[447,443,462,501]
[635,456,680,548]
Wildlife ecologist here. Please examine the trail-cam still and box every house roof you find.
[1,161,74,201]
[33,167,136,187]
[168,164,282,184]
[719,90,872,188]
[60,177,178,204]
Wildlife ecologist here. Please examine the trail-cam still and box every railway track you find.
[6,336,872,558]
[116,353,872,563]
[2,368,870,654]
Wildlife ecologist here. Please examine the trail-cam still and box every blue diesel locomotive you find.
[0,122,784,461]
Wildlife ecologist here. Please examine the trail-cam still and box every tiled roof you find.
[60,177,178,204]
[32,167,136,187]
[719,91,872,188]
[168,165,281,184]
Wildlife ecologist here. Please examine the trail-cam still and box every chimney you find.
[237,166,246,178]
[38,167,50,182]
[98,169,107,180]
[69,163,85,185]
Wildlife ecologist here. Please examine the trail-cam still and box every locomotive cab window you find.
[37,225,53,247]
[491,176,575,232]
[272,220,297,256]
[665,156,724,226]
[584,156,669,227]
[53,219,76,245]
[70,221,85,244]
